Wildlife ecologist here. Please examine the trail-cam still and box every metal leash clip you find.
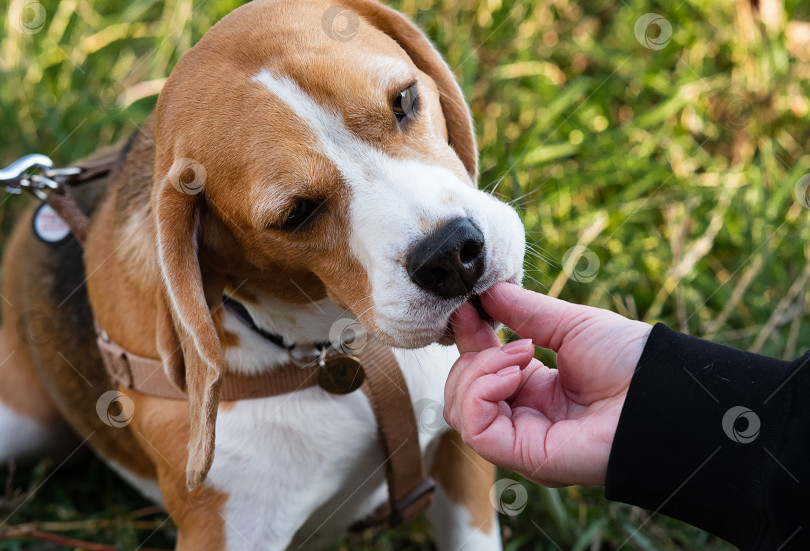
[0,154,81,201]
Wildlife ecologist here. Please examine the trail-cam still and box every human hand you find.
[444,283,652,487]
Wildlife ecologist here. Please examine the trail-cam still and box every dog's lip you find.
[442,292,495,342]
[442,274,520,341]
[468,294,494,325]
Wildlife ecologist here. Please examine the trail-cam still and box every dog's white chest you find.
[206,343,457,549]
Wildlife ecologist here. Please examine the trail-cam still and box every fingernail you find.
[501,339,533,355]
[496,365,520,377]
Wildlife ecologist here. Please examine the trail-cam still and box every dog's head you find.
[150,0,525,487]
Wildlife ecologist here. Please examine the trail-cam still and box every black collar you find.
[222,295,331,351]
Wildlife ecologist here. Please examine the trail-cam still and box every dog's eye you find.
[281,198,322,231]
[393,84,418,122]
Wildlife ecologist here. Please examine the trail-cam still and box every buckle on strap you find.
[96,326,134,389]
[389,477,436,526]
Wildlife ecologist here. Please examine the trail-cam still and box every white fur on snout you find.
[351,161,525,346]
[251,68,524,348]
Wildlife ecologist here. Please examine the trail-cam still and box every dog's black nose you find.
[406,217,485,299]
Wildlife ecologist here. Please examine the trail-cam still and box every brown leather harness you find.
[31,153,435,528]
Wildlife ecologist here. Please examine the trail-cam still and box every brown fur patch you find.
[0,208,64,426]
[217,401,236,412]
[0,334,58,425]
[212,308,240,350]
[127,390,227,550]
[430,431,495,534]
[0,184,157,480]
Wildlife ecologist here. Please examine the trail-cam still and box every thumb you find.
[451,302,502,354]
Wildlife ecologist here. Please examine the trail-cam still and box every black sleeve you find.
[605,323,810,550]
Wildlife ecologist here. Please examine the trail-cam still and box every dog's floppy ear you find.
[152,156,224,490]
[341,0,478,181]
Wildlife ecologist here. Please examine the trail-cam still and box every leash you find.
[1,152,435,528]
[1,153,119,244]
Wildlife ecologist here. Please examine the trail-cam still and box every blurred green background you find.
[1,0,809,549]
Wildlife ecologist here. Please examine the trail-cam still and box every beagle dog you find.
[0,0,525,549]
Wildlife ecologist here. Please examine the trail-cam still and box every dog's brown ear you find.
[155,289,186,393]
[152,158,224,490]
[341,0,478,181]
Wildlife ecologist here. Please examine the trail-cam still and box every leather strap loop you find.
[45,186,89,245]
[391,478,436,525]
[97,332,187,400]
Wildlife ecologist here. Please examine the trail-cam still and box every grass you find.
[1,0,809,549]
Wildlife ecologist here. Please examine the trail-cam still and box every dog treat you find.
[469,294,494,325]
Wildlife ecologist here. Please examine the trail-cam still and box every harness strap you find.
[46,187,89,245]
[355,341,435,526]
[97,329,434,525]
[73,157,120,184]
[49,158,434,527]
[42,154,120,245]
[96,327,322,401]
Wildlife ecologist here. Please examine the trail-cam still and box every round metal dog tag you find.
[317,354,365,394]
[32,203,71,245]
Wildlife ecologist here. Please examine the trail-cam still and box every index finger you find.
[481,283,595,352]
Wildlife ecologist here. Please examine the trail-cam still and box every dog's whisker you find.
[507,186,543,208]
